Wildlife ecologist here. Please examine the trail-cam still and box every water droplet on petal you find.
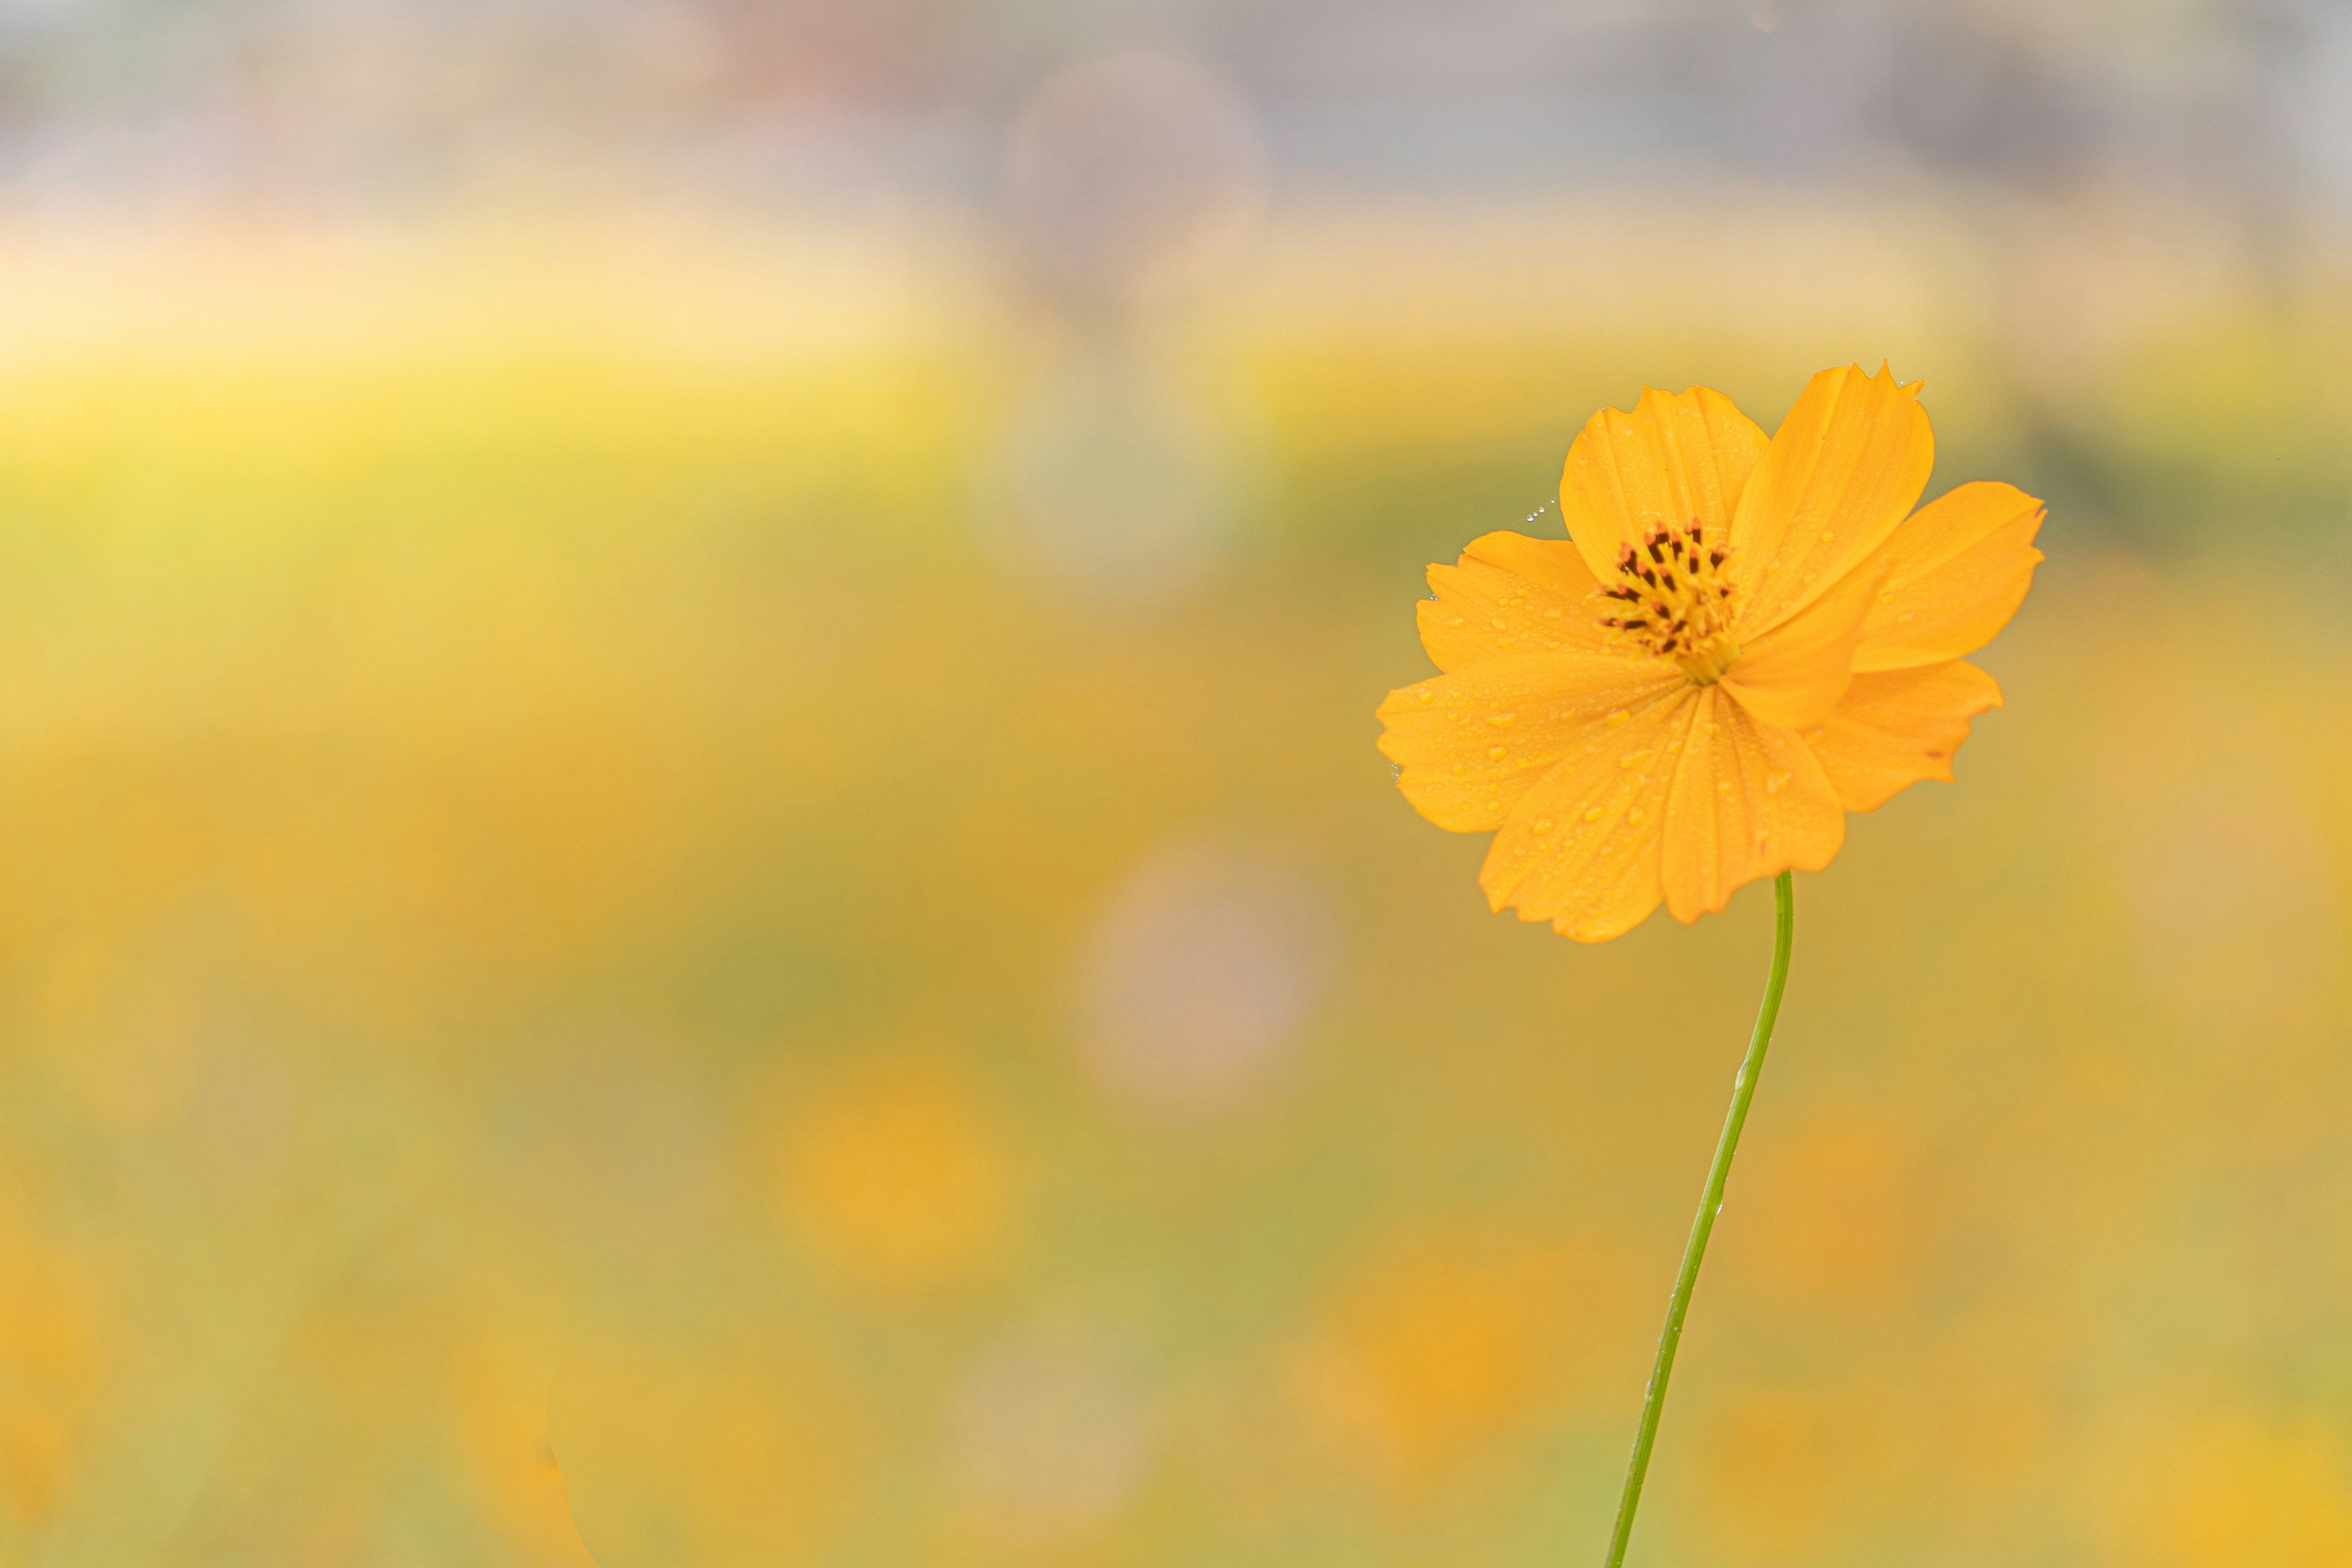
[1766,771,1790,794]
[1487,712,1515,726]
[1619,748,1653,769]
[1532,818,1554,833]
[1605,709,1630,727]
[1583,806,1605,822]
[1488,745,1506,760]
[1628,804,1648,823]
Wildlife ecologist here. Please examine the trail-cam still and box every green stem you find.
[1601,870,1795,1567]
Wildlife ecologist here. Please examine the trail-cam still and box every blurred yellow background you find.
[0,2,2349,1564]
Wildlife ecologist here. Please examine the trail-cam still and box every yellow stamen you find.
[1593,521,1743,684]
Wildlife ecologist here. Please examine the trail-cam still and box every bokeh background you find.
[0,0,2348,1562]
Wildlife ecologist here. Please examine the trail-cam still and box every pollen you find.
[1595,521,1743,685]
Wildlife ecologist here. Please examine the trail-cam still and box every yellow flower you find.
[1376,364,2042,941]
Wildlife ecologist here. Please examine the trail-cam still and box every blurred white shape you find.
[1003,50,1267,301]
[994,345,1235,604]
[2290,8,2352,214]
[1077,835,1335,1118]
[947,1319,1153,1540]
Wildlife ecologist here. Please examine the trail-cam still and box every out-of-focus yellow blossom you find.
[774,1060,1017,1295]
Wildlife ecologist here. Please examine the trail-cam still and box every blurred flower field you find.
[0,194,2348,1566]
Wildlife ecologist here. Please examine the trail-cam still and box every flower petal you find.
[1660,687,1845,925]
[1557,386,1770,590]
[1477,684,1700,942]
[1415,531,1616,672]
[1852,482,2045,673]
[1378,654,1684,833]
[1731,364,1933,637]
[1802,660,2003,812]
[1716,557,1890,732]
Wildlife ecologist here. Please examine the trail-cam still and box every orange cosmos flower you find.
[1376,364,2042,942]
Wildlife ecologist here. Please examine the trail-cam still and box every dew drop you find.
[1584,806,1605,822]
[1532,818,1555,834]
[1766,770,1790,794]
[1491,617,1509,630]
[1418,688,1435,703]
[1629,804,1648,823]
[1606,709,1630,727]
[1487,712,1516,726]
[1619,748,1654,769]
[1488,745,1507,760]
[1544,608,1563,620]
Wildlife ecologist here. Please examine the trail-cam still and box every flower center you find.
[1596,522,1743,684]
